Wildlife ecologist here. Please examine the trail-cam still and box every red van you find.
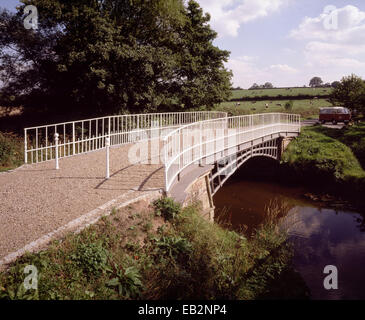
[319,107,351,125]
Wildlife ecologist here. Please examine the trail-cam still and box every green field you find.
[230,87,332,100]
[215,98,332,119]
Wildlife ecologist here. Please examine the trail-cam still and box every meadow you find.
[215,98,332,119]
[230,87,332,100]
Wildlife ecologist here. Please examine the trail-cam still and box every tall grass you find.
[0,200,299,300]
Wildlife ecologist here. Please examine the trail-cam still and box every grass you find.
[0,132,24,171]
[0,199,304,300]
[230,88,332,100]
[281,126,365,197]
[308,122,365,169]
[215,99,332,119]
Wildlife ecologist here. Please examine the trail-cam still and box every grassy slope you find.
[309,123,365,169]
[0,199,305,300]
[281,126,365,197]
[215,99,331,119]
[230,88,332,100]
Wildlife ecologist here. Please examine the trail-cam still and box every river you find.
[213,159,365,300]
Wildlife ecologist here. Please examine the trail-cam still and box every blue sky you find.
[2,0,365,88]
[198,0,365,88]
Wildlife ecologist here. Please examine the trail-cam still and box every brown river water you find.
[213,159,365,300]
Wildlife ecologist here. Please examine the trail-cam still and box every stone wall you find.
[182,172,215,221]
[278,136,295,159]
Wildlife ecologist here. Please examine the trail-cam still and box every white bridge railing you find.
[163,113,301,191]
[24,111,227,164]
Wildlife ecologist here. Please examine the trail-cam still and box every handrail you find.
[24,111,227,164]
[163,112,294,141]
[163,113,301,192]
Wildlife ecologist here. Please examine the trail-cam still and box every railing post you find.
[199,121,203,166]
[105,136,110,179]
[163,137,169,192]
[72,122,75,155]
[24,129,27,164]
[54,133,59,170]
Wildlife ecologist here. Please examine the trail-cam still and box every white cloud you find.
[305,41,365,56]
[198,0,288,37]
[304,41,365,68]
[290,5,365,42]
[290,5,365,70]
[269,64,297,73]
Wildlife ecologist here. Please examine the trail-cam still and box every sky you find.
[197,0,365,88]
[2,0,365,88]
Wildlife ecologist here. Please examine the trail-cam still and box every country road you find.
[301,119,346,129]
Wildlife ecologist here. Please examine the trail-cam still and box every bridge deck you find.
[0,144,164,261]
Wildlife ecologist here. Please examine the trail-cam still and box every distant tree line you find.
[309,77,340,89]
[0,0,232,119]
[248,82,274,90]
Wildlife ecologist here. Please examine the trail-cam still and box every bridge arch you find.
[209,137,281,196]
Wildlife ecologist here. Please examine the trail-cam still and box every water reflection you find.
[214,179,365,299]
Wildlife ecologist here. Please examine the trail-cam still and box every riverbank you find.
[281,125,365,207]
[213,177,365,299]
[0,197,305,300]
[309,122,365,169]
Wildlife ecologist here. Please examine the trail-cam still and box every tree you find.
[0,0,232,118]
[329,74,365,113]
[171,0,232,111]
[331,81,341,88]
[264,82,274,89]
[309,77,323,87]
[249,83,260,90]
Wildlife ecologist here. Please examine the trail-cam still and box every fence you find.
[24,111,227,164]
[163,113,301,191]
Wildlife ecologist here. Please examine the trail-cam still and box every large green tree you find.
[309,76,323,87]
[0,0,231,119]
[171,1,232,111]
[329,74,365,113]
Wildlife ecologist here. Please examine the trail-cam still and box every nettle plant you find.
[153,198,181,221]
[71,242,109,276]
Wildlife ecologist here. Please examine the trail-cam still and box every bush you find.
[153,235,192,260]
[284,101,294,111]
[153,197,181,221]
[0,132,23,169]
[71,242,109,276]
[329,74,365,113]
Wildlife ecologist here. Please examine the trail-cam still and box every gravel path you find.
[0,143,164,259]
